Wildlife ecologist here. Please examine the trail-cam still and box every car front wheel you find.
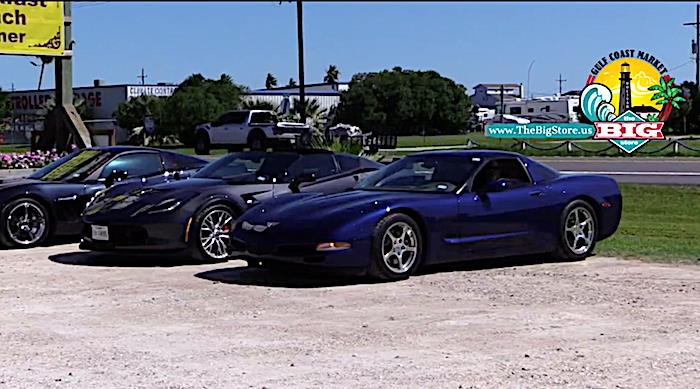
[554,200,597,261]
[190,204,237,261]
[368,213,422,281]
[0,198,50,248]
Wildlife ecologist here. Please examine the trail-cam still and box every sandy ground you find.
[0,244,699,389]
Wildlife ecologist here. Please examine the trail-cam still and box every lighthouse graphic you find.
[618,62,632,113]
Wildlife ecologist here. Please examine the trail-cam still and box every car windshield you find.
[28,149,112,182]
[193,152,302,184]
[357,155,479,193]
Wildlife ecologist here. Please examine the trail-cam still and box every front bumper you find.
[80,214,190,252]
[230,229,372,269]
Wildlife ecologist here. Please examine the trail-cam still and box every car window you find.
[249,112,276,124]
[287,154,338,179]
[357,155,478,193]
[99,153,164,179]
[472,158,531,191]
[162,153,206,171]
[336,154,361,172]
[29,149,112,182]
[526,160,558,183]
[217,112,247,125]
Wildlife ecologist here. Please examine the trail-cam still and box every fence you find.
[464,137,700,156]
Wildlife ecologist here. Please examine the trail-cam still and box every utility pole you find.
[138,68,148,85]
[296,0,306,124]
[556,73,567,94]
[499,84,505,115]
[683,4,700,91]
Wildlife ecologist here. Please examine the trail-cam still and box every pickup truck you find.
[194,110,311,155]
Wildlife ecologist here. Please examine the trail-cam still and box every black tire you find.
[0,198,50,248]
[188,203,238,261]
[552,200,598,261]
[367,213,423,281]
[247,130,266,151]
[194,133,210,155]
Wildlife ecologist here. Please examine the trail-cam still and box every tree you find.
[335,68,472,136]
[324,65,340,84]
[242,99,275,110]
[649,75,685,121]
[664,80,700,134]
[265,73,278,89]
[114,95,166,142]
[287,78,297,87]
[161,73,246,145]
[0,88,11,121]
[288,97,327,128]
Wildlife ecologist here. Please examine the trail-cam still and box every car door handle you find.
[529,190,543,197]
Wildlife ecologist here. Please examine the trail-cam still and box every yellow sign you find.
[0,1,64,56]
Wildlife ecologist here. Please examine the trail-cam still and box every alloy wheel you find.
[564,206,595,255]
[199,208,234,259]
[381,221,418,274]
[6,201,47,246]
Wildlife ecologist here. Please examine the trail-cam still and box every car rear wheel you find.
[190,204,237,261]
[194,133,210,155]
[553,200,597,261]
[368,213,422,281]
[0,198,50,248]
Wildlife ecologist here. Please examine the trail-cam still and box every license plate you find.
[91,225,109,241]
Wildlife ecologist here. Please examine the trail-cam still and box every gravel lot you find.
[0,244,699,389]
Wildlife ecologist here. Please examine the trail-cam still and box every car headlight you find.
[131,198,184,217]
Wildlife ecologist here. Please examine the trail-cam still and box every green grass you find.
[0,144,30,154]
[397,135,470,148]
[596,184,700,262]
[387,134,700,157]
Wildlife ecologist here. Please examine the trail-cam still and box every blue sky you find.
[1,1,697,95]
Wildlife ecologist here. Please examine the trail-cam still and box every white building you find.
[503,91,580,123]
[471,83,523,110]
[243,82,347,114]
[8,80,178,143]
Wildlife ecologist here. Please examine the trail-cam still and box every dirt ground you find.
[0,244,698,389]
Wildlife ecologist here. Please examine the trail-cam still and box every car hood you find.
[244,190,434,224]
[85,178,223,216]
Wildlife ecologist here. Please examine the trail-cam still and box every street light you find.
[526,60,535,99]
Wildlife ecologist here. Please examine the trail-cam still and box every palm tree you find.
[265,73,277,89]
[287,78,297,87]
[649,75,685,121]
[324,65,340,84]
[290,97,327,128]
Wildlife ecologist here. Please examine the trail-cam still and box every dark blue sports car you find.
[0,146,206,248]
[230,150,622,280]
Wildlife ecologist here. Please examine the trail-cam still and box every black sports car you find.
[0,146,206,248]
[80,150,383,261]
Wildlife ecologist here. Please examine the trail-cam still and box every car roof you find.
[88,146,207,161]
[411,149,526,159]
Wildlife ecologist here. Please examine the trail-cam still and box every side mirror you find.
[289,172,316,193]
[173,170,190,180]
[104,169,128,188]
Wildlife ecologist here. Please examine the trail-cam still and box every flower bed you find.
[0,146,75,170]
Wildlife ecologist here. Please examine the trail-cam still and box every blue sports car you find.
[230,150,622,281]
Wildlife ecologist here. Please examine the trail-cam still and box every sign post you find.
[0,1,90,151]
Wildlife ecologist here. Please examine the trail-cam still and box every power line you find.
[74,2,110,10]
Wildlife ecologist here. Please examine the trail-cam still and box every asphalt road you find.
[536,157,700,185]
